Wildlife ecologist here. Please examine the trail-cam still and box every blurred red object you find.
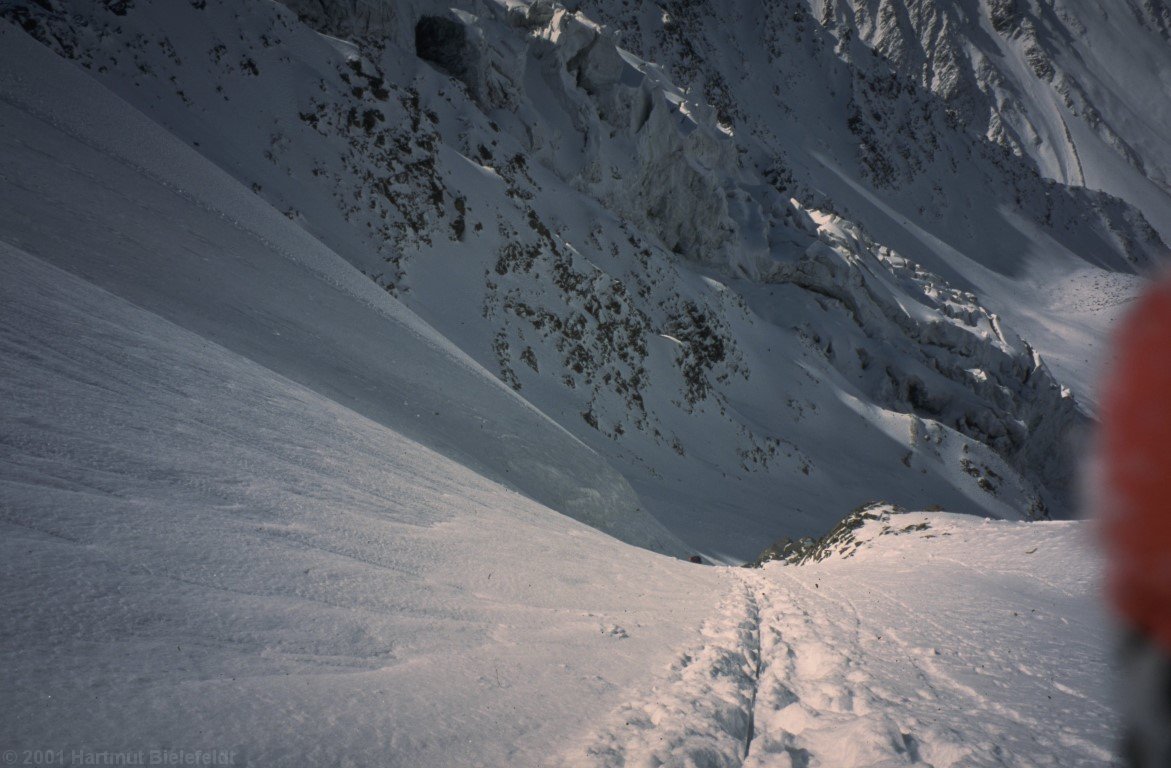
[1100,277,1171,652]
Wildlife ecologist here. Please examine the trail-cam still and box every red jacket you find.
[1100,276,1171,650]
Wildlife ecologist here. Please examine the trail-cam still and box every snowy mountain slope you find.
[3,0,1151,556]
[819,0,1171,241]
[566,509,1117,767]
[803,0,1171,404]
[573,0,1170,401]
[0,19,682,554]
[0,239,1119,765]
[0,240,728,766]
[0,2,1138,761]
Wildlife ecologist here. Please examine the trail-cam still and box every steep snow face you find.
[0,20,683,555]
[4,0,1165,554]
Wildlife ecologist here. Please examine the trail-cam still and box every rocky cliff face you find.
[6,0,1167,555]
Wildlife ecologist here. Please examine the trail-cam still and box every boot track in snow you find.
[569,571,765,767]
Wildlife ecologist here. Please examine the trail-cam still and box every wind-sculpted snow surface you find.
[0,183,726,768]
[567,510,1117,767]
[573,578,762,767]
[2,0,1164,554]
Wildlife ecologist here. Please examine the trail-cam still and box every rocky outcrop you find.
[765,205,1081,512]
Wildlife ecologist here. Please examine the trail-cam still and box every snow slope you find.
[0,193,728,767]
[0,240,1119,764]
[0,5,1134,763]
[0,19,681,555]
[0,241,1119,766]
[568,509,1117,768]
[825,0,1171,244]
[4,0,1153,557]
[578,0,1170,407]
